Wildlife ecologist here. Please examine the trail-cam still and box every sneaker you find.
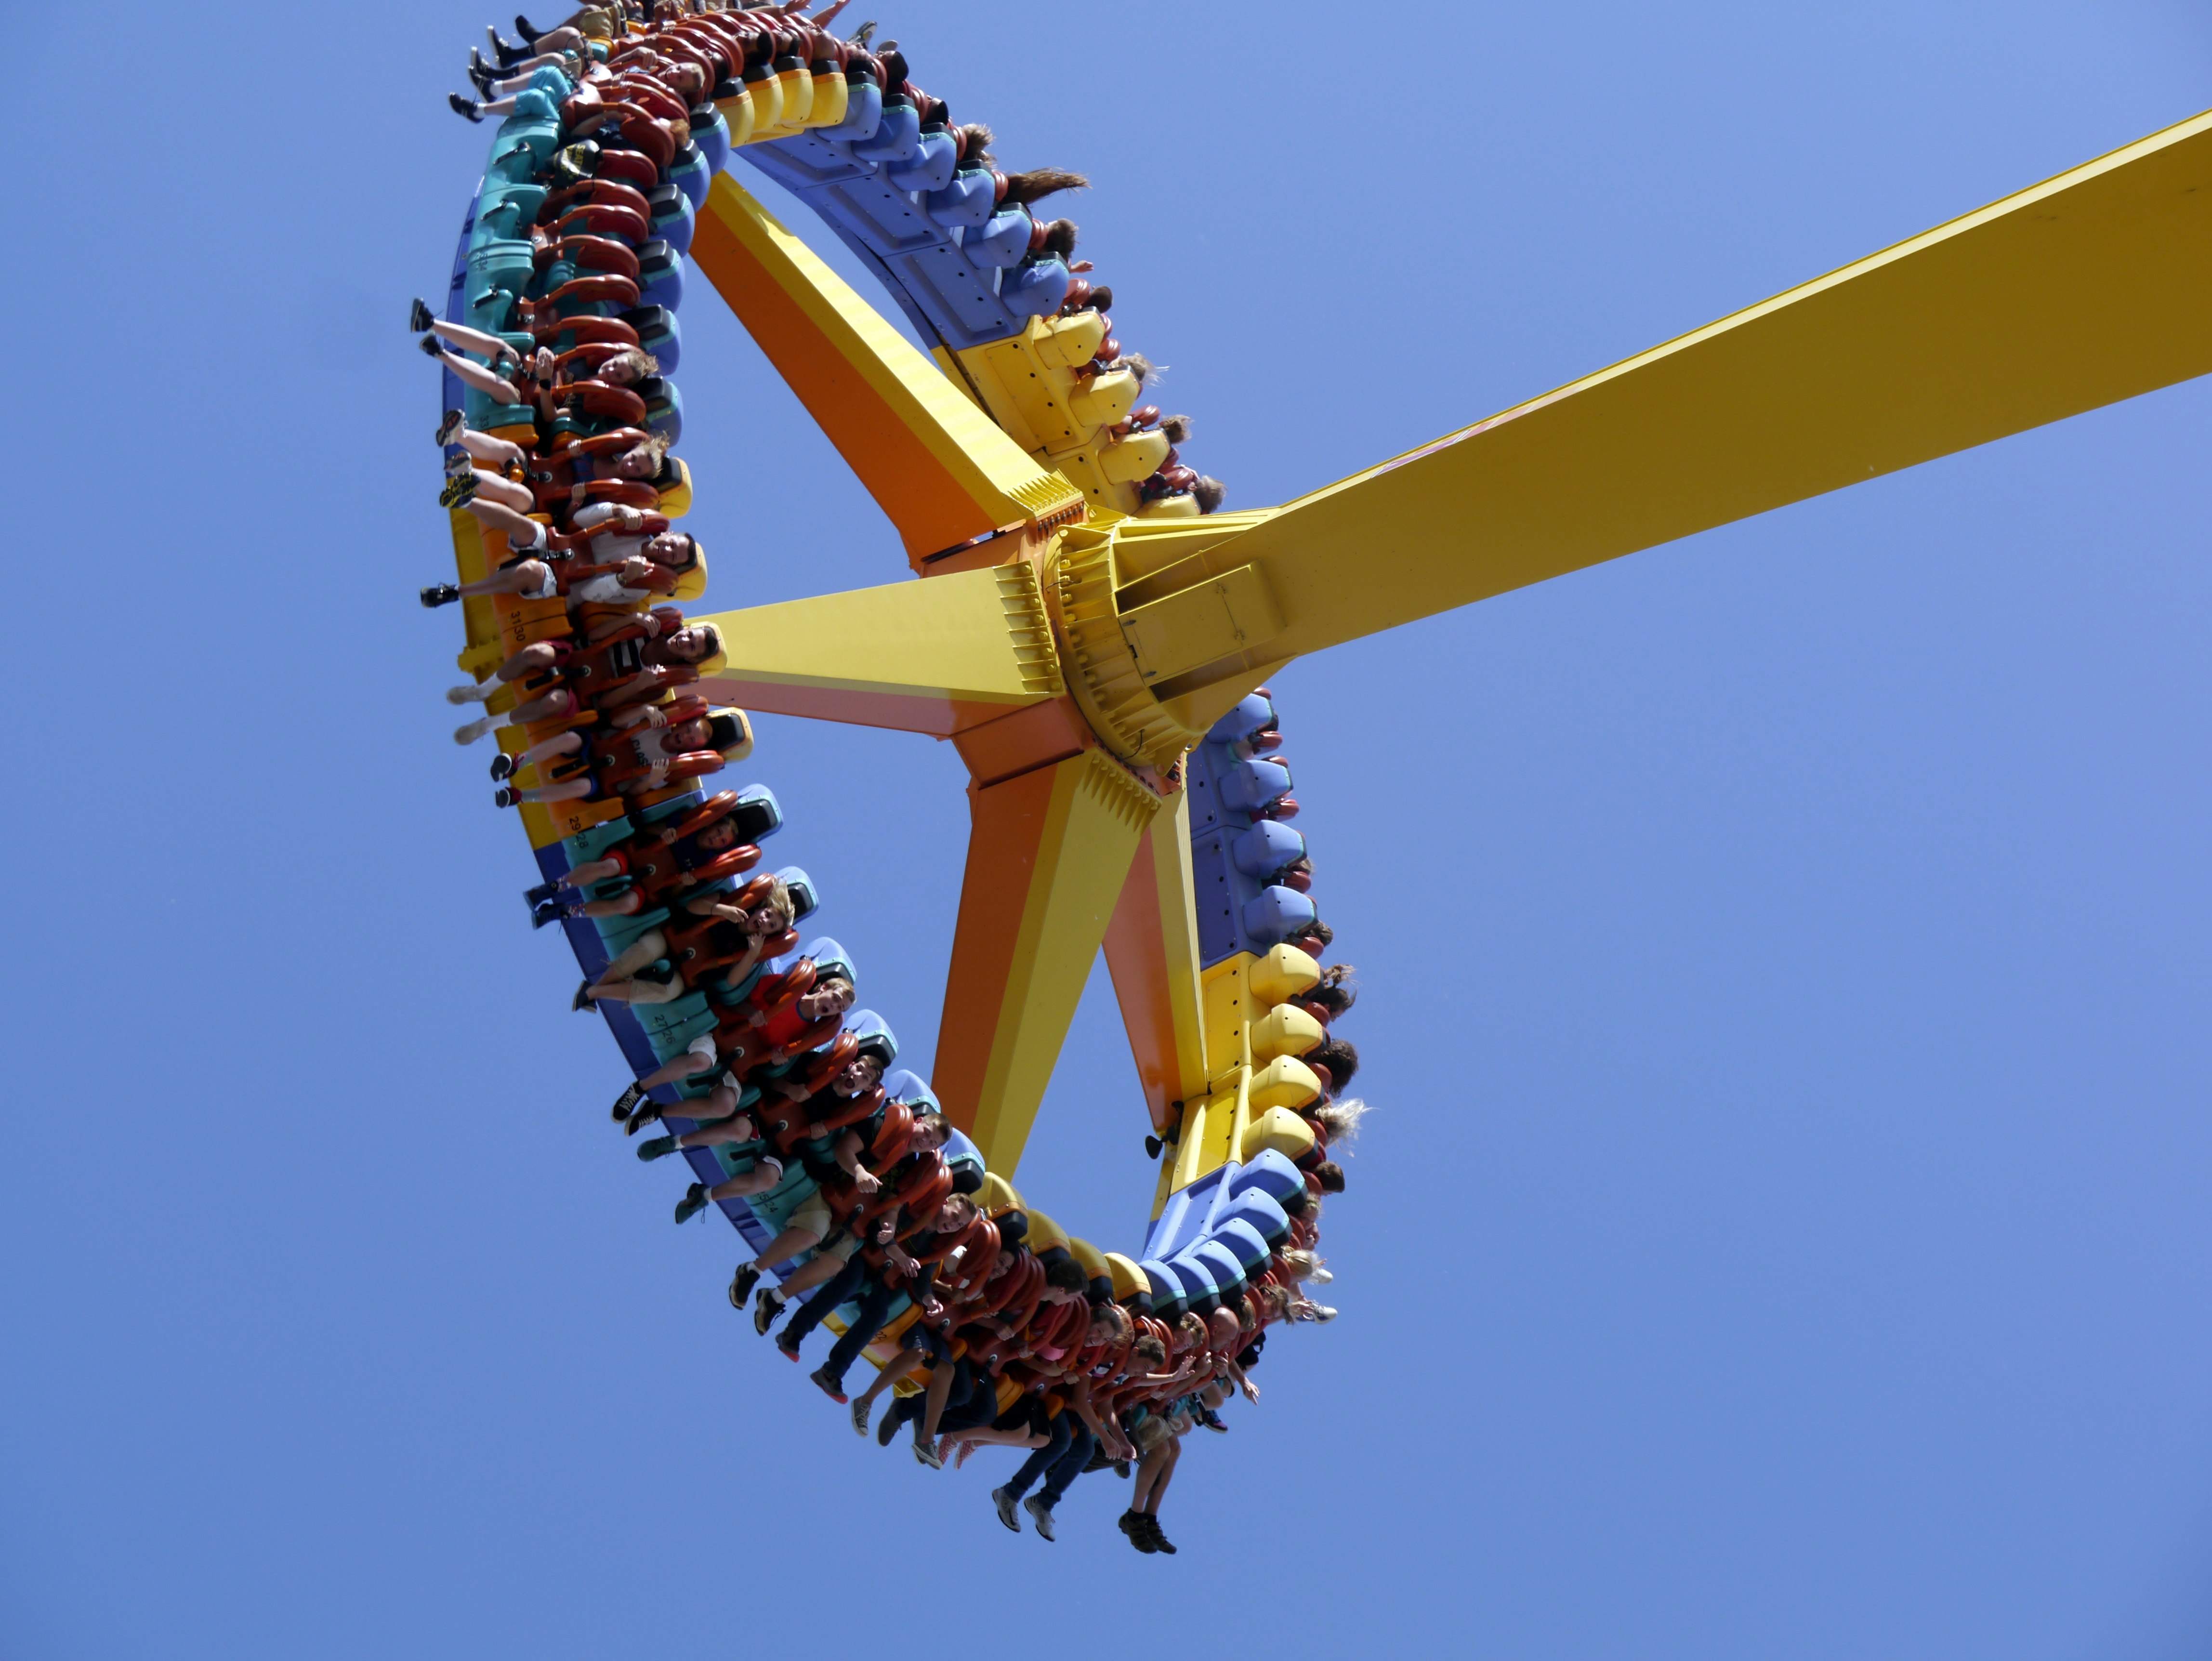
[420,584,461,607]
[991,1487,1020,1533]
[410,297,436,334]
[1022,1496,1056,1542]
[876,1405,901,1446]
[493,787,519,809]
[448,682,490,706]
[850,1398,872,1438]
[726,1263,761,1311]
[911,1441,942,1470]
[438,474,478,509]
[752,1287,786,1337]
[530,899,567,929]
[1310,1304,1338,1323]
[522,880,560,906]
[674,1183,710,1225]
[1145,1514,1177,1555]
[572,980,597,1012]
[1118,1510,1156,1554]
[623,1099,660,1136]
[1113,1461,1131,1479]
[636,1135,678,1162]
[609,1081,644,1122]
[809,1365,847,1405]
[489,752,515,782]
[454,716,495,745]
[774,1333,802,1365]
[435,408,464,446]
[449,91,484,121]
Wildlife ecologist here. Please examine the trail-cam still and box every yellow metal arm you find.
[691,562,1060,736]
[933,751,1161,1174]
[1111,107,2212,709]
[689,175,1083,569]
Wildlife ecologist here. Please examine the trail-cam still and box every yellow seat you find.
[803,69,847,129]
[1066,368,1139,430]
[714,86,755,147]
[1247,1054,1322,1112]
[1099,428,1171,484]
[1238,1105,1315,1164]
[773,65,812,132]
[1034,312,1107,369]
[1134,493,1201,519]
[1249,1002,1325,1062]
[1248,942,1322,1005]
[1103,1251,1150,1302]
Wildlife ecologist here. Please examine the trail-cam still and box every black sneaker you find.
[493,787,519,809]
[1143,1514,1176,1555]
[438,474,477,509]
[609,1081,645,1122]
[489,752,515,782]
[1119,1510,1156,1554]
[448,92,484,121]
[420,584,461,607]
[522,880,560,906]
[637,1135,678,1162]
[809,1365,847,1405]
[674,1183,710,1225]
[751,1287,785,1336]
[530,899,566,929]
[726,1263,761,1310]
[410,297,435,334]
[572,980,597,1012]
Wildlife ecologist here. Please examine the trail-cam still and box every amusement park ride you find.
[433,8,2212,1397]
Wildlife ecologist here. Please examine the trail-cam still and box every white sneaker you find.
[1023,1496,1056,1542]
[991,1486,1019,1532]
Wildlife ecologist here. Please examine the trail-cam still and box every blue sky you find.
[4,2,2210,1657]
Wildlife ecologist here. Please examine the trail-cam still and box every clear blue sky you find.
[4,2,2209,1656]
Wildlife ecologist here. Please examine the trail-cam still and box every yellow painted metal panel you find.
[1116,107,2212,690]
[691,563,1061,736]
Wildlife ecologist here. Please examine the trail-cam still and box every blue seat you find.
[637,376,682,444]
[667,141,712,211]
[822,75,882,142]
[621,304,680,372]
[1219,758,1291,813]
[791,936,855,989]
[850,99,919,163]
[882,1068,941,1115]
[1139,1259,1187,1320]
[1192,1239,1248,1300]
[688,105,731,176]
[1206,693,1276,746]
[1231,819,1305,878]
[1002,257,1070,320]
[1242,884,1317,946]
[964,206,1031,269]
[1211,1189,1290,1249]
[1206,1218,1274,1278]
[728,783,783,844]
[1226,1148,1304,1204]
[923,167,996,229]
[1166,1252,1222,1315]
[844,1009,898,1068]
[885,126,957,191]
[776,865,818,922]
[646,182,696,255]
[474,183,546,243]
[635,239,683,311]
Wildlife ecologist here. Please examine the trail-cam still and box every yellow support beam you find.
[933,750,1161,1175]
[689,174,1084,569]
[1111,105,2212,712]
[692,563,1061,736]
